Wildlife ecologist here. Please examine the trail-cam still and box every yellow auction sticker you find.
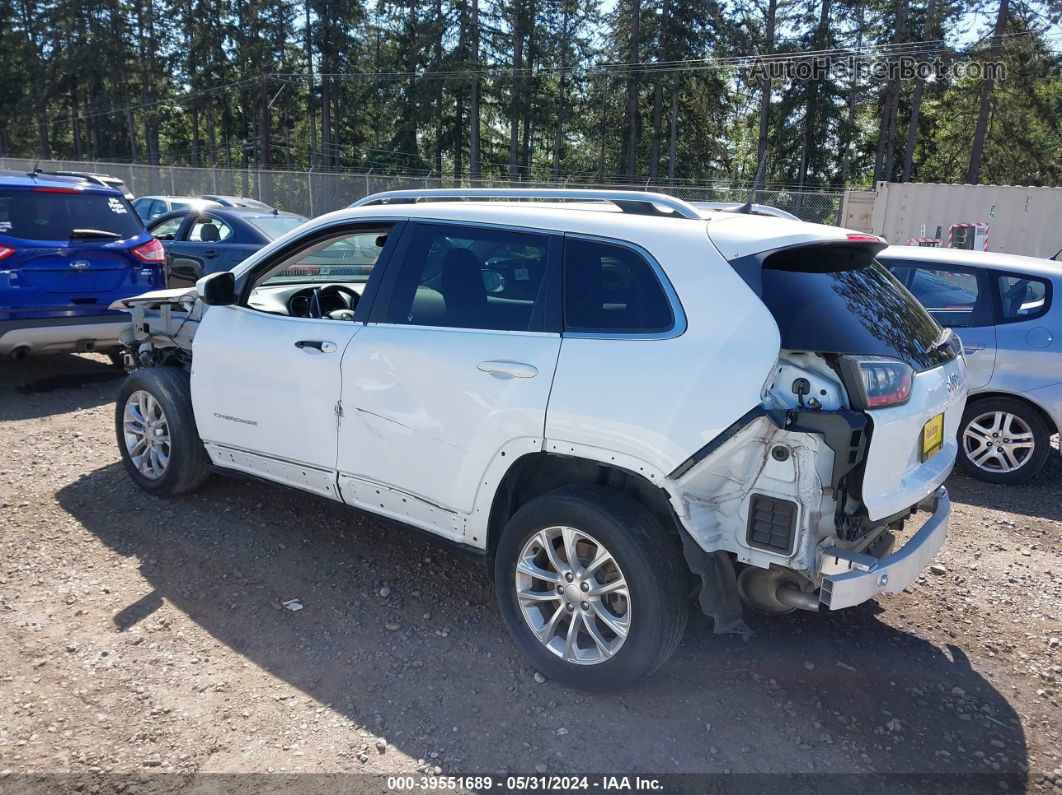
[921,413,944,461]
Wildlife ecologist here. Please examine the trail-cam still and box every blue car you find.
[147,206,307,288]
[0,170,165,359]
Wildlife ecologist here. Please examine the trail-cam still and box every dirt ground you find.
[1,353,1060,791]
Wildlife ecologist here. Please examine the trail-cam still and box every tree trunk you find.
[71,88,83,160]
[259,71,271,168]
[597,76,608,180]
[509,4,523,182]
[667,75,679,182]
[754,0,777,190]
[551,5,570,179]
[648,0,671,180]
[874,0,909,183]
[305,0,316,168]
[839,0,864,187]
[966,0,1008,184]
[798,0,831,189]
[623,0,641,179]
[321,78,332,169]
[469,0,481,179]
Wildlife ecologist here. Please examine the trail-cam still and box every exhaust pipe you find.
[776,584,821,612]
[10,345,30,361]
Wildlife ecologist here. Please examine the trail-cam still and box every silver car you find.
[880,245,1062,484]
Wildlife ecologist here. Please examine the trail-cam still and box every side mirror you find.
[197,271,236,306]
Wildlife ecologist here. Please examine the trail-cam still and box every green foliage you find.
[0,0,1058,187]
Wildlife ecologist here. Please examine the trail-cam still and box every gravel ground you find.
[1,353,1060,790]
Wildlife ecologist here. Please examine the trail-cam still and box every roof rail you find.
[350,188,703,220]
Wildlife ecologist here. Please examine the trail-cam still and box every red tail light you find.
[32,186,79,193]
[848,355,914,408]
[0,245,14,261]
[132,238,165,263]
[846,232,884,243]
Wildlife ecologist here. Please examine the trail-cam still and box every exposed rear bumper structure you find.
[820,487,950,610]
[0,316,128,357]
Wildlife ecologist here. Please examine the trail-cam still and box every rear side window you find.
[998,274,1050,322]
[384,223,551,331]
[0,189,143,240]
[563,238,673,334]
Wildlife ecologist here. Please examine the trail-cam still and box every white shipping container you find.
[859,181,1062,259]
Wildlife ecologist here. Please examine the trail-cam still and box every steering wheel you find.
[307,285,359,319]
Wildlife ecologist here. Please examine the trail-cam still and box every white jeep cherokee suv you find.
[111,189,968,691]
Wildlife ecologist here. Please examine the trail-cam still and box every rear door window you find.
[189,216,233,242]
[998,274,1050,322]
[563,237,674,334]
[0,189,143,240]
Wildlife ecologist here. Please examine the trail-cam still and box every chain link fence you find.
[0,157,845,225]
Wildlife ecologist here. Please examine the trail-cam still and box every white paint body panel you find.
[337,323,561,516]
[191,304,359,488]
[165,199,963,601]
[704,213,858,262]
[860,354,969,520]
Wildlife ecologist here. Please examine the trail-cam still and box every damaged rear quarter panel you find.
[666,415,836,576]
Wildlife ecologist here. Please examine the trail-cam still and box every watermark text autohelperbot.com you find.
[747,55,1006,83]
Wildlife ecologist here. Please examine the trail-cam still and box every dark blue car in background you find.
[148,206,306,287]
[0,171,165,360]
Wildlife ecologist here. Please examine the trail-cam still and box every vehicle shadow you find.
[57,463,1028,784]
[0,353,123,422]
[947,454,1062,522]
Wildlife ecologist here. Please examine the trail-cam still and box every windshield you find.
[760,257,953,371]
[249,216,308,240]
[0,189,143,240]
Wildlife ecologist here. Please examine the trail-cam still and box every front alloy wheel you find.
[515,526,631,665]
[115,367,210,496]
[122,390,172,479]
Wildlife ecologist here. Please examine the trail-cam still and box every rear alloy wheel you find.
[495,485,687,691]
[514,526,631,665]
[957,397,1050,484]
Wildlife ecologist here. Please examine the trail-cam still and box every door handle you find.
[477,360,538,378]
[295,340,337,353]
[203,250,218,259]
[963,344,985,353]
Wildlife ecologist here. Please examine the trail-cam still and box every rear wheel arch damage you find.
[483,451,750,635]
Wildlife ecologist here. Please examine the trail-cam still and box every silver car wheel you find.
[514,526,630,665]
[963,410,1035,474]
[122,390,171,480]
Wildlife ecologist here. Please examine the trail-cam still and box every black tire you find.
[115,366,210,496]
[956,396,1051,485]
[494,485,688,692]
